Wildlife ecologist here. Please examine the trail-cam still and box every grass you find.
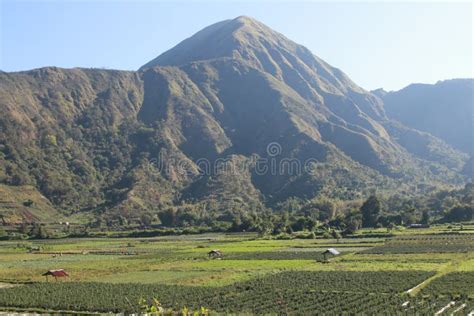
[0,184,63,224]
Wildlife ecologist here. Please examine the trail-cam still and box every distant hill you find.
[379,79,473,155]
[0,16,470,224]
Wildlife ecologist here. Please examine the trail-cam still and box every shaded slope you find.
[141,17,405,175]
[381,79,474,155]
[0,17,469,223]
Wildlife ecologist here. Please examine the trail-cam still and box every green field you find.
[0,228,473,314]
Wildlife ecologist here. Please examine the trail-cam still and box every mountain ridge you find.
[380,78,473,155]
[0,17,470,225]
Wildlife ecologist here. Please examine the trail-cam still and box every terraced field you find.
[362,234,474,254]
[0,271,449,313]
[0,229,473,314]
[421,272,474,296]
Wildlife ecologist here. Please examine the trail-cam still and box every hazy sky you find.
[1,1,472,91]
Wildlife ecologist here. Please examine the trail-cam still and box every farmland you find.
[362,234,474,254]
[0,227,473,314]
[0,272,449,314]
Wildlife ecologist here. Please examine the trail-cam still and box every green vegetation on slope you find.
[0,16,470,227]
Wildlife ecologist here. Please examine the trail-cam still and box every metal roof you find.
[42,269,69,277]
[324,248,340,255]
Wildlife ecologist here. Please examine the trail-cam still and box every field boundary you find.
[408,252,472,296]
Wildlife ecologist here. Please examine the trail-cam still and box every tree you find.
[272,213,289,234]
[387,222,395,232]
[29,222,49,239]
[331,229,342,242]
[421,210,430,225]
[158,208,177,226]
[140,213,153,227]
[402,208,416,225]
[302,197,337,221]
[344,217,362,235]
[290,216,316,232]
[443,205,473,222]
[44,134,58,147]
[23,199,34,207]
[343,210,362,235]
[360,196,381,228]
[230,216,243,232]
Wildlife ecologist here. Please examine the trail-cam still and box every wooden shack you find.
[322,248,340,261]
[42,269,69,281]
[208,249,222,259]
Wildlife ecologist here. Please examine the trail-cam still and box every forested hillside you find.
[0,16,470,227]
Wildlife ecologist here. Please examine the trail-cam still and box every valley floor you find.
[0,225,473,314]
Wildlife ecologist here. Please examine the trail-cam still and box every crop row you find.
[363,235,474,254]
[421,272,474,296]
[0,271,436,313]
[1,281,471,314]
[223,251,336,260]
[230,270,434,293]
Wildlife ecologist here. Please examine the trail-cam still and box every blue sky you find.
[1,1,472,91]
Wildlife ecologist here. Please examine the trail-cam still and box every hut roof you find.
[323,248,340,255]
[42,269,69,277]
[208,249,222,254]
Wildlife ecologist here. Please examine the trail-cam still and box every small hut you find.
[208,249,222,259]
[28,246,41,253]
[322,248,340,261]
[408,223,430,229]
[43,269,69,281]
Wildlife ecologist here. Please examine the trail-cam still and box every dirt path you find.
[434,301,455,315]
[408,252,472,296]
[0,282,20,289]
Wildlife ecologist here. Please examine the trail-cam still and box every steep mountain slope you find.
[139,16,466,188]
[142,17,403,172]
[379,79,473,155]
[0,184,62,224]
[0,68,149,212]
[142,16,387,122]
[463,156,474,178]
[0,16,469,224]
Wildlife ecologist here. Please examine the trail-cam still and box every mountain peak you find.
[139,16,278,69]
[371,88,388,98]
[233,15,257,23]
[231,15,270,29]
[141,15,372,104]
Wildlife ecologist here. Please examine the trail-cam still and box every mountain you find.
[378,79,473,179]
[379,79,473,155]
[0,16,469,225]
